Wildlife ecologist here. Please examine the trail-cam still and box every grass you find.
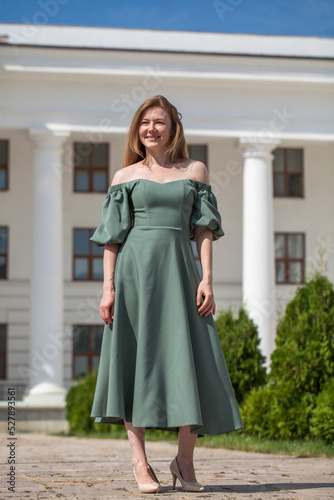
[52,428,334,458]
[196,431,334,458]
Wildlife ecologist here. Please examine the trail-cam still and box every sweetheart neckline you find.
[132,178,194,185]
[107,178,211,191]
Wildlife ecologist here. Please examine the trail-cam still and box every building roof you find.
[1,23,334,59]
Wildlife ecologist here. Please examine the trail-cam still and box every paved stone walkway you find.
[0,432,333,499]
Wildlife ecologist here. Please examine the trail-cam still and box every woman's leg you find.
[176,425,198,482]
[124,420,158,484]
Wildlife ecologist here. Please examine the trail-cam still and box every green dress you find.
[90,178,243,436]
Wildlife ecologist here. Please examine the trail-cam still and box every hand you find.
[196,279,216,317]
[99,290,115,325]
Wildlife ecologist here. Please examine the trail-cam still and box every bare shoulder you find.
[110,169,127,186]
[110,164,140,186]
[188,160,210,184]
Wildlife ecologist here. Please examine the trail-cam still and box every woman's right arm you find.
[99,243,120,325]
[99,168,129,324]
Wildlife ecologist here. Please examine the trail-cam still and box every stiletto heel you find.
[170,456,204,492]
[132,461,161,494]
[171,470,177,490]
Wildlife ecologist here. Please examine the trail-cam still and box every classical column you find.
[23,128,70,405]
[239,137,280,367]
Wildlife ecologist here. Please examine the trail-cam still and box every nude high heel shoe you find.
[132,461,161,494]
[170,456,204,492]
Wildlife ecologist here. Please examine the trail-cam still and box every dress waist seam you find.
[132,225,183,231]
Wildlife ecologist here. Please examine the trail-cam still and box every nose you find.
[148,121,155,132]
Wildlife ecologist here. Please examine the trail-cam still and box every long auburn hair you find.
[121,95,189,168]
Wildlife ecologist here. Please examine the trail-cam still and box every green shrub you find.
[268,390,315,440]
[66,372,177,439]
[241,385,315,440]
[66,372,112,434]
[240,385,273,438]
[215,308,267,403]
[241,272,334,440]
[270,273,334,394]
[66,372,96,433]
[310,378,334,444]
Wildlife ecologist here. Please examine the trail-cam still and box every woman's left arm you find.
[195,226,216,316]
[190,160,216,316]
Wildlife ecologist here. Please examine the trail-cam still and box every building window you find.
[0,140,9,190]
[74,142,109,192]
[188,145,208,166]
[0,325,6,379]
[275,233,305,284]
[0,227,8,279]
[73,229,103,280]
[73,325,103,379]
[273,148,304,197]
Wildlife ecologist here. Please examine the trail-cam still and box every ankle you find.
[132,457,147,467]
[176,454,193,466]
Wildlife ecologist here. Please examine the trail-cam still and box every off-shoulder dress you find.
[90,178,243,436]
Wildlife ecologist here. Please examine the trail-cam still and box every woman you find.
[90,95,243,494]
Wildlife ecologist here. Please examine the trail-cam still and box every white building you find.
[0,23,333,430]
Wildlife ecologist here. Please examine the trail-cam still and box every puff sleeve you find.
[190,182,225,241]
[90,184,132,246]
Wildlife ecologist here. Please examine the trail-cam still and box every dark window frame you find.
[273,147,304,198]
[0,139,9,191]
[188,144,208,167]
[0,226,8,280]
[73,141,109,193]
[275,232,306,284]
[72,324,103,380]
[0,324,7,380]
[72,228,103,281]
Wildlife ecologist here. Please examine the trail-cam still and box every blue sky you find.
[0,0,333,37]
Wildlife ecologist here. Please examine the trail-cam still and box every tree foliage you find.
[215,308,267,403]
[241,273,334,441]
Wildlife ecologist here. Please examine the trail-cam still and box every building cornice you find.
[2,63,334,85]
[0,23,334,59]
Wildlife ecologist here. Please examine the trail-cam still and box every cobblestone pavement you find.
[0,432,333,499]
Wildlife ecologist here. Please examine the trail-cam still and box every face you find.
[138,106,173,151]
